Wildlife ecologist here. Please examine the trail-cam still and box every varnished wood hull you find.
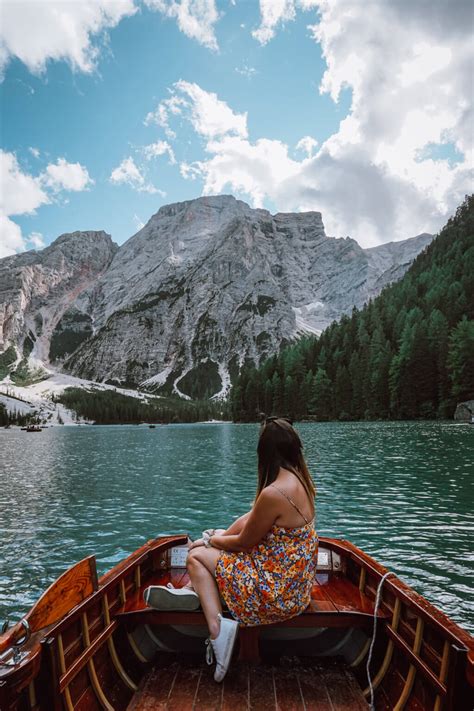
[0,535,472,710]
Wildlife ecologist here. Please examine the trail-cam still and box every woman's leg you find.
[187,547,222,638]
[183,514,250,591]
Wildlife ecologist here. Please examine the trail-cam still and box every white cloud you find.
[0,150,49,216]
[296,136,318,157]
[29,147,40,159]
[28,231,46,249]
[144,0,220,50]
[0,214,25,258]
[109,156,164,195]
[173,1,473,245]
[145,93,187,138]
[253,0,317,45]
[142,140,176,164]
[0,0,137,79]
[42,158,94,192]
[145,80,248,140]
[184,135,303,208]
[0,150,93,258]
[301,0,474,242]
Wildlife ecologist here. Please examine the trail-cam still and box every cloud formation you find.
[0,150,93,258]
[142,140,176,164]
[109,156,164,195]
[160,2,473,245]
[144,0,219,50]
[253,0,317,45]
[0,0,137,78]
[0,0,221,79]
[42,158,94,193]
[296,136,318,157]
[145,80,247,140]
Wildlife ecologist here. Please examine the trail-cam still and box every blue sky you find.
[1,0,472,256]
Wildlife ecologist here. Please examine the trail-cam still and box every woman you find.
[145,417,318,682]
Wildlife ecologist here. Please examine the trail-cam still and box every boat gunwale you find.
[324,538,473,654]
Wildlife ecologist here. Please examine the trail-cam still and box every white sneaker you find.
[143,583,200,611]
[205,614,239,682]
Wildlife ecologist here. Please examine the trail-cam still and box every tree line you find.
[55,387,230,424]
[231,195,474,422]
[0,403,40,427]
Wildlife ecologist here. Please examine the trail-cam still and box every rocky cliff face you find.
[0,196,433,398]
[0,231,117,372]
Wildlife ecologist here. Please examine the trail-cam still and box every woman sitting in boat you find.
[145,417,318,682]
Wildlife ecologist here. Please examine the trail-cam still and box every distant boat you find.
[21,425,42,432]
[149,424,156,429]
[0,535,472,709]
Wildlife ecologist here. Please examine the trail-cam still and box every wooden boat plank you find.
[75,685,102,711]
[296,667,334,711]
[248,663,276,711]
[297,661,370,711]
[94,643,131,711]
[323,666,369,710]
[274,664,305,711]
[194,665,223,711]
[126,662,178,710]
[309,584,339,612]
[320,575,382,616]
[166,656,201,711]
[221,661,250,710]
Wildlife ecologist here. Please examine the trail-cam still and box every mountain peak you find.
[0,198,432,399]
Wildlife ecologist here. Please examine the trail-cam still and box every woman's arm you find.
[208,489,281,552]
[222,511,251,535]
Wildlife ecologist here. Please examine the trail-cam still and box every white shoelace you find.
[205,638,214,665]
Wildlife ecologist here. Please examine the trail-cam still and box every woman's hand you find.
[188,538,205,550]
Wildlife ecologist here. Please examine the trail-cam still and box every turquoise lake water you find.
[0,421,473,632]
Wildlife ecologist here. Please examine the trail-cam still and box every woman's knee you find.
[186,549,203,572]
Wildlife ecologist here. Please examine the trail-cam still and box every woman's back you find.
[269,468,315,529]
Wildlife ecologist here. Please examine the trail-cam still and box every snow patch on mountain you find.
[0,372,151,425]
[140,366,173,389]
[293,301,325,337]
[211,362,231,400]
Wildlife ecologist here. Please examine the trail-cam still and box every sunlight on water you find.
[1,421,473,632]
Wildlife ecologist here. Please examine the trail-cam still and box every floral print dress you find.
[215,487,318,626]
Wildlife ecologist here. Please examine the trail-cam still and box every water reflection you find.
[1,421,473,632]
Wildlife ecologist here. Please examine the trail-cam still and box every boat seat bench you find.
[114,571,387,661]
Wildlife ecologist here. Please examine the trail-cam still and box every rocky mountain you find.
[0,231,117,375]
[0,195,433,399]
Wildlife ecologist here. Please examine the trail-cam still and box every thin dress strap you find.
[270,484,311,525]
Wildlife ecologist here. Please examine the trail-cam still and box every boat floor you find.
[126,655,369,711]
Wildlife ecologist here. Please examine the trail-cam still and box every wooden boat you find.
[0,535,472,710]
[20,426,42,432]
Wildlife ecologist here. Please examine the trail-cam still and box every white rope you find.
[366,571,394,711]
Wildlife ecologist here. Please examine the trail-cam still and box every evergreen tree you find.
[447,318,474,401]
[310,368,333,420]
[230,195,474,422]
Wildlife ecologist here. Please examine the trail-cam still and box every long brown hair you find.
[256,418,316,503]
